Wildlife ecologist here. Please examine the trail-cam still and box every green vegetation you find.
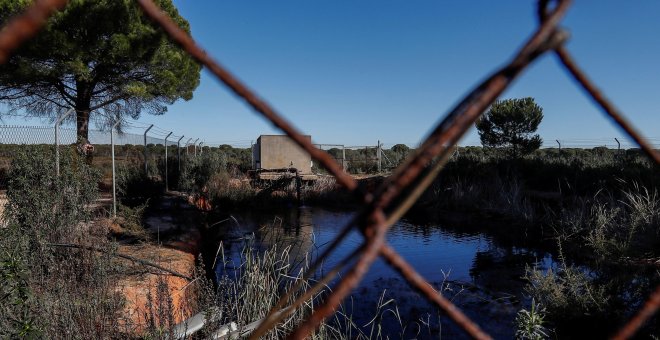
[417,146,659,337]
[476,97,543,157]
[515,299,548,340]
[0,146,117,337]
[0,0,201,142]
[197,232,438,338]
[0,140,657,337]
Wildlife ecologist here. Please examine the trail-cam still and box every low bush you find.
[0,146,128,338]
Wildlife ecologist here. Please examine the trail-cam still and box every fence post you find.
[177,135,184,176]
[54,108,74,176]
[198,141,203,156]
[615,138,621,151]
[111,119,120,218]
[186,138,192,155]
[556,139,561,151]
[164,132,172,192]
[143,124,153,175]
[250,140,254,168]
[193,138,199,157]
[377,140,382,173]
[342,145,346,171]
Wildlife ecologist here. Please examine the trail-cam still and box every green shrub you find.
[515,299,549,340]
[0,146,127,337]
[179,152,227,192]
[4,146,99,247]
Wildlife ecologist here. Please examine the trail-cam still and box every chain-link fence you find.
[0,117,204,216]
[1,0,659,339]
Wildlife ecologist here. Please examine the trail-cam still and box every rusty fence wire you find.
[1,0,659,338]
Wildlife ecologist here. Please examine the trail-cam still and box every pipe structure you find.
[186,138,192,155]
[177,135,184,174]
[193,138,199,156]
[143,124,154,175]
[164,132,173,191]
[111,119,120,217]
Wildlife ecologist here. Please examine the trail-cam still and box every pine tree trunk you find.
[75,80,93,145]
[75,107,90,144]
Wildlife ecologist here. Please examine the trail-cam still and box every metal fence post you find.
[186,138,192,155]
[143,124,153,175]
[164,131,172,191]
[377,140,382,173]
[111,119,120,218]
[193,138,199,157]
[556,139,561,150]
[198,141,203,156]
[615,137,621,151]
[54,108,74,176]
[177,135,184,175]
[342,145,346,171]
[250,140,254,168]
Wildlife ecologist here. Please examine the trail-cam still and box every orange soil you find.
[108,211,201,334]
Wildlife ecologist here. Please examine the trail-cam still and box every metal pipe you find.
[193,138,199,156]
[615,137,621,151]
[377,140,382,173]
[250,140,254,168]
[143,124,154,175]
[54,108,74,176]
[164,132,172,191]
[111,119,120,217]
[342,145,346,171]
[177,135,184,175]
[186,138,192,155]
[556,139,561,150]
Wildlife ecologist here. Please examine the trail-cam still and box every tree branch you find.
[89,94,127,111]
[46,243,193,280]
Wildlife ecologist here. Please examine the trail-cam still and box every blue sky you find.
[9,1,660,148]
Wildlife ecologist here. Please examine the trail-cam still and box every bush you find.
[0,146,130,337]
[116,162,162,205]
[4,146,99,247]
[179,152,227,193]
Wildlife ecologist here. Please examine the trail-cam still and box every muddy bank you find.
[109,193,204,334]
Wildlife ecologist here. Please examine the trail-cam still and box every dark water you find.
[208,207,557,339]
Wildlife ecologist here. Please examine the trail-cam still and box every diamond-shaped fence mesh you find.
[0,0,659,339]
[0,120,200,192]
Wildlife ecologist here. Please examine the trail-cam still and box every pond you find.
[206,207,557,339]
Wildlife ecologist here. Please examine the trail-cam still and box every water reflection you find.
[210,207,556,339]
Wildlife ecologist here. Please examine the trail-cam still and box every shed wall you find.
[256,135,312,174]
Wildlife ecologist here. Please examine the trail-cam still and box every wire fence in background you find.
[0,116,210,217]
[0,0,659,339]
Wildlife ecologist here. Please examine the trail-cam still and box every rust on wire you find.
[287,209,389,340]
[0,0,69,63]
[553,47,660,165]
[380,244,492,340]
[286,0,572,337]
[611,284,660,340]
[135,0,358,193]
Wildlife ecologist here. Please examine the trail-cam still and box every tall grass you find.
[194,235,435,339]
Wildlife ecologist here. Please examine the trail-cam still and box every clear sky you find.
[11,1,660,149]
